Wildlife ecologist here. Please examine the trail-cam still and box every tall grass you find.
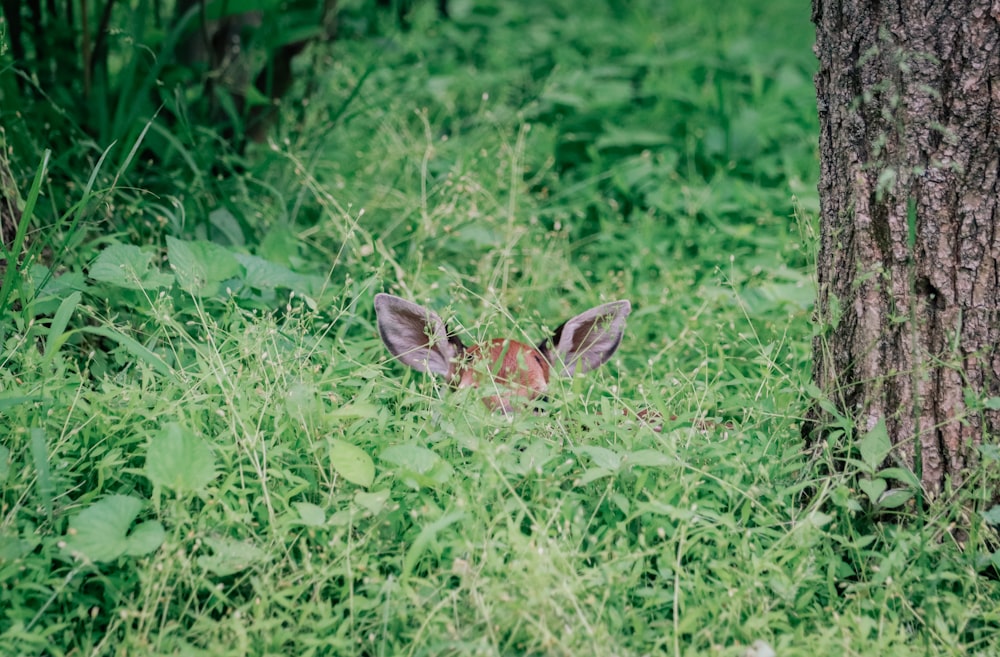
[1,0,997,655]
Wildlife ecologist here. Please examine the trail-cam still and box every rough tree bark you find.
[810,1,1000,497]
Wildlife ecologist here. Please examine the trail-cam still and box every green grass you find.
[2,0,999,655]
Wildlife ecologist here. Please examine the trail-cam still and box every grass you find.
[1,0,999,655]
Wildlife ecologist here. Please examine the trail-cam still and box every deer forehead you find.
[456,338,550,393]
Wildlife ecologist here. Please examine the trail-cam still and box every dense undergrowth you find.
[1,0,999,655]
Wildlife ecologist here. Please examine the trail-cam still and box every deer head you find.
[374,293,631,413]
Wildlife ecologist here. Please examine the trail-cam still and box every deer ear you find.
[539,300,631,377]
[374,293,462,376]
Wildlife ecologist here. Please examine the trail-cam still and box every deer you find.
[373,293,636,416]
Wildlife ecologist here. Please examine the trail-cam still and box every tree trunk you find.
[810,0,1000,498]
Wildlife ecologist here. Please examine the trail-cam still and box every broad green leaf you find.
[611,492,630,515]
[285,383,320,420]
[984,397,1000,410]
[876,467,920,488]
[233,253,325,297]
[380,444,440,474]
[294,502,326,526]
[63,495,162,562]
[380,444,453,487]
[0,395,45,412]
[327,510,354,527]
[329,439,375,488]
[804,382,824,399]
[980,444,1000,462]
[124,521,167,556]
[0,534,34,561]
[146,423,217,494]
[804,511,834,528]
[858,418,891,471]
[198,536,267,576]
[573,445,622,471]
[877,488,913,509]
[857,477,886,503]
[208,207,245,246]
[981,505,1000,526]
[577,467,614,486]
[329,402,379,419]
[625,449,676,467]
[32,265,87,298]
[354,490,391,515]
[166,236,242,295]
[89,244,173,290]
[259,225,298,264]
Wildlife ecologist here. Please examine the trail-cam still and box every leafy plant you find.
[1,0,998,655]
